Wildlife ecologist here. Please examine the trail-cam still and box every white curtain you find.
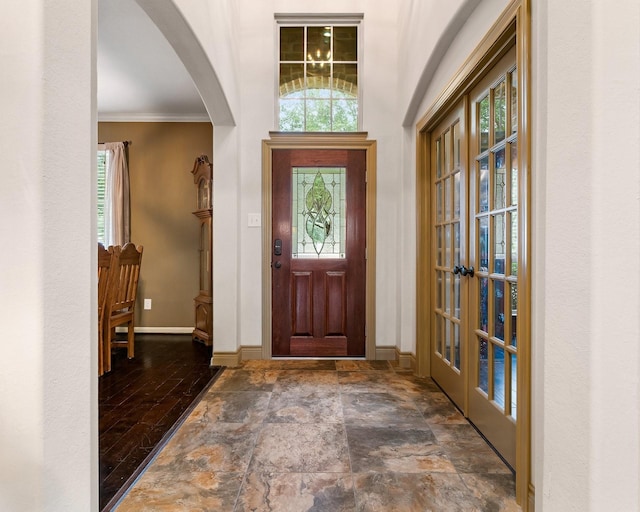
[104,142,130,246]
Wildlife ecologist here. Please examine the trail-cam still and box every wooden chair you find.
[103,243,143,373]
[98,243,118,376]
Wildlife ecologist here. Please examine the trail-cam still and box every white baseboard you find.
[115,327,193,334]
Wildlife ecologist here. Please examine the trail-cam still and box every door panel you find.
[468,45,518,467]
[292,272,313,335]
[272,149,366,357]
[431,100,467,409]
[325,271,346,334]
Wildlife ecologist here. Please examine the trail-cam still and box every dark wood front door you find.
[272,148,366,357]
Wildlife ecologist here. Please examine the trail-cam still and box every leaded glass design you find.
[510,282,518,347]
[472,65,518,419]
[292,167,346,258]
[510,70,518,135]
[494,80,506,144]
[493,345,506,411]
[494,148,506,209]
[510,353,518,419]
[478,337,489,394]
[494,280,505,341]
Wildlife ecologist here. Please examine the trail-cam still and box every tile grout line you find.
[337,367,360,510]
[114,360,519,510]
[232,369,277,512]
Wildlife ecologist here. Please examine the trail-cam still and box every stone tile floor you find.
[114,360,520,511]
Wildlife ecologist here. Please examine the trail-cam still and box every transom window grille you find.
[278,21,360,132]
[292,167,346,259]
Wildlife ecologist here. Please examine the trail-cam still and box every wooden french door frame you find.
[416,1,532,509]
[261,132,377,360]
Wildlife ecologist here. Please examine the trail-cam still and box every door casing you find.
[262,132,377,360]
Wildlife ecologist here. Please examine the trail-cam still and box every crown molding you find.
[97,113,211,123]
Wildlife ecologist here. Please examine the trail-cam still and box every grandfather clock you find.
[191,155,213,346]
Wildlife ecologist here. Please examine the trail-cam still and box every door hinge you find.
[365,248,368,260]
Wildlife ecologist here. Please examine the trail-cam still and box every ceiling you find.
[97,0,209,121]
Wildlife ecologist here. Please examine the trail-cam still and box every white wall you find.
[398,0,509,356]
[209,0,403,350]
[171,0,507,358]
[212,125,242,352]
[171,0,240,124]
[0,1,97,510]
[399,0,484,127]
[533,0,640,509]
[176,1,501,357]
[407,0,509,123]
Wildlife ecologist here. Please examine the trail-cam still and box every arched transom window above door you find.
[276,15,362,132]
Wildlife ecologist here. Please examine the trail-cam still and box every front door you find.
[271,148,366,357]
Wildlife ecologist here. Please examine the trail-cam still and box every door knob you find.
[460,265,475,277]
[453,265,462,275]
[273,261,282,269]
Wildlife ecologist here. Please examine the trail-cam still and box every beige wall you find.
[98,122,213,329]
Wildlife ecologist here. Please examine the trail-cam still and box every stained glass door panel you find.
[292,168,346,258]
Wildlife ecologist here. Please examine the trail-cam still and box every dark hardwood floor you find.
[99,334,223,511]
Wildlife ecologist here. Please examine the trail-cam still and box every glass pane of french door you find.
[431,100,466,410]
[468,45,518,468]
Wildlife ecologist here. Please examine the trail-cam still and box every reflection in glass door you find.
[468,45,518,468]
[431,101,466,409]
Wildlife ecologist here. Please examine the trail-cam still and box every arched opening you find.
[96,1,236,507]
[134,0,235,126]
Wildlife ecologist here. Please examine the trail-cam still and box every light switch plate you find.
[248,213,261,227]
[144,298,152,310]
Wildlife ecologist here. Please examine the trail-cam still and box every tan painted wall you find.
[98,122,213,329]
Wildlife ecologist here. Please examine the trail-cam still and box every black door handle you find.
[453,265,462,275]
[460,265,475,277]
[273,261,282,269]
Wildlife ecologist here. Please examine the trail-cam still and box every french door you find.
[467,45,519,467]
[430,100,467,409]
[430,45,520,469]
